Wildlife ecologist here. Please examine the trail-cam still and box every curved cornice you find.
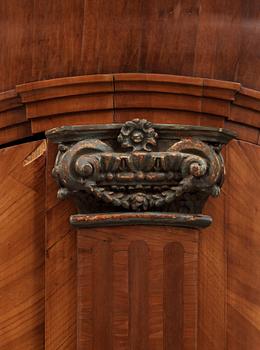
[0,73,259,145]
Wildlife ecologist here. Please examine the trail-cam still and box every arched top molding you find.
[0,73,259,145]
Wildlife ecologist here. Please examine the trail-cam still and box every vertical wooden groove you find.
[113,250,129,349]
[93,241,113,350]
[128,240,149,350]
[148,248,164,350]
[163,242,184,350]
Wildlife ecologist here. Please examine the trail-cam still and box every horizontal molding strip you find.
[0,73,259,146]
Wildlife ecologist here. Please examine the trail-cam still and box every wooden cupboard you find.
[0,1,260,349]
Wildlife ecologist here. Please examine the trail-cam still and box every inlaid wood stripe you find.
[128,240,149,350]
[148,247,164,350]
[113,250,129,349]
[164,242,184,350]
[93,241,113,350]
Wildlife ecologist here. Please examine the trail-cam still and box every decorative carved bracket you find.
[46,119,235,228]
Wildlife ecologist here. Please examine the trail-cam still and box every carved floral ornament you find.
[117,118,158,151]
[46,119,235,228]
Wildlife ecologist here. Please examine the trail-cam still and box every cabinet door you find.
[0,141,45,350]
[226,141,260,349]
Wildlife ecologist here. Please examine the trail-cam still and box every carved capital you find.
[46,119,235,228]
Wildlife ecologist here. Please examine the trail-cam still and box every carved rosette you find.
[46,119,235,228]
[117,118,158,151]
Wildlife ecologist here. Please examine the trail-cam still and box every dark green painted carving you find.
[46,119,235,228]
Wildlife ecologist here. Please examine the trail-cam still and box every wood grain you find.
[0,122,32,145]
[226,141,260,349]
[31,110,114,134]
[0,108,26,129]
[0,141,45,350]
[224,121,259,144]
[0,73,258,146]
[113,250,129,349]
[45,141,77,350]
[148,242,164,350]
[0,0,259,93]
[230,105,260,128]
[77,226,198,349]
[93,242,113,350]
[77,233,93,350]
[164,242,184,350]
[26,93,113,119]
[0,2,259,348]
[1,73,258,145]
[198,182,227,349]
[129,241,149,350]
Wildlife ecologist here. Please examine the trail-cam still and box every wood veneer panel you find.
[198,148,227,350]
[233,0,260,90]
[45,233,77,350]
[45,141,77,350]
[226,141,260,349]
[0,1,259,92]
[193,0,243,84]
[198,196,226,349]
[0,141,45,350]
[77,226,198,350]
